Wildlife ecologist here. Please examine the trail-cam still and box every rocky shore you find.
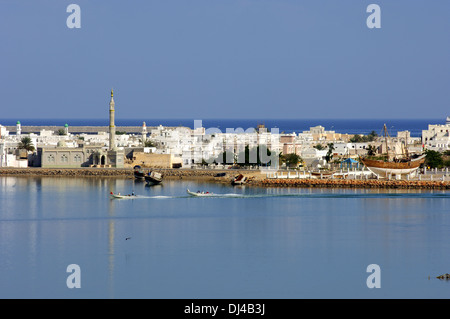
[255,178,450,189]
[0,167,260,179]
[0,168,449,189]
[0,167,135,177]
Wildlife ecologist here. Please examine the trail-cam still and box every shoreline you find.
[256,178,450,189]
[0,167,449,189]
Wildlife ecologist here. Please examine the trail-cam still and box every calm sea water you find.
[1,118,446,137]
[1,176,450,299]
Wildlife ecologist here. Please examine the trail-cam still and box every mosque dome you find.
[57,140,67,148]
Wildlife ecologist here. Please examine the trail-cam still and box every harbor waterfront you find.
[0,168,449,189]
[3,0,450,303]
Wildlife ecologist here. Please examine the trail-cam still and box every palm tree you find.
[144,139,156,147]
[424,149,443,169]
[313,144,325,150]
[281,153,302,168]
[368,130,378,141]
[18,137,35,152]
[325,143,335,163]
[367,145,377,156]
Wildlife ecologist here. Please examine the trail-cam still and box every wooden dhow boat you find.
[359,124,426,178]
[231,174,247,185]
[133,165,145,180]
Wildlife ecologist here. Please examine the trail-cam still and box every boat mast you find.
[384,124,389,160]
[405,133,409,158]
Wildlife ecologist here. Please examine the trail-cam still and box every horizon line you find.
[0,117,446,121]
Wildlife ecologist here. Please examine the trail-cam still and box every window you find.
[47,154,55,162]
[61,154,68,162]
[74,154,81,162]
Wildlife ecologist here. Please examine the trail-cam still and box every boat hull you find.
[231,174,247,185]
[311,171,335,179]
[364,166,421,177]
[133,165,146,180]
[110,193,137,199]
[187,189,214,197]
[360,154,426,178]
[145,178,162,185]
[145,171,163,184]
[134,173,145,180]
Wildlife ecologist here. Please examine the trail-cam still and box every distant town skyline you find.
[1,1,449,120]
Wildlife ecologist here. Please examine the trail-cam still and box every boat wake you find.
[111,192,450,200]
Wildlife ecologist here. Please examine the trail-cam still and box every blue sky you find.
[1,0,449,120]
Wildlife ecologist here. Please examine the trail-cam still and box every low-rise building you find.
[302,125,351,142]
[422,121,450,151]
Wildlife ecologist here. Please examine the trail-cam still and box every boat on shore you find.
[360,154,426,177]
[187,189,215,197]
[231,174,247,185]
[359,124,426,178]
[145,171,163,185]
[310,170,335,179]
[133,165,145,180]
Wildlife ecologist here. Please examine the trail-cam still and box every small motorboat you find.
[110,191,137,199]
[187,189,215,197]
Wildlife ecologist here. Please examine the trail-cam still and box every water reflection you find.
[108,182,116,298]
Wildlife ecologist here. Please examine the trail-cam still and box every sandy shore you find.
[0,167,449,189]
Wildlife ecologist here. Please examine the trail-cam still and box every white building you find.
[422,121,450,151]
[301,147,328,167]
[0,125,9,139]
[332,142,352,156]
[302,125,350,142]
[0,142,28,167]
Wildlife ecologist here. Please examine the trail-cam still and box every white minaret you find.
[16,121,21,136]
[446,116,450,125]
[142,121,147,144]
[109,89,116,151]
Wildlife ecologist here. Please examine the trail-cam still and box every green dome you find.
[64,124,69,127]
[16,121,20,125]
